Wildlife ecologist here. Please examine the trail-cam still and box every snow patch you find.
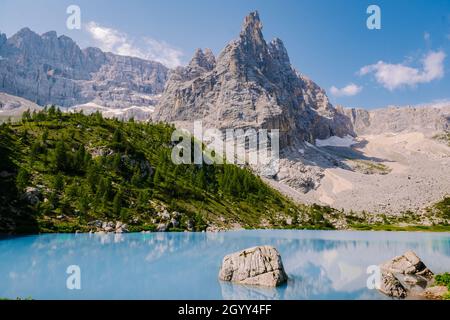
[315,135,356,148]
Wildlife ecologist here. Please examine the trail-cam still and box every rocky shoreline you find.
[217,246,449,299]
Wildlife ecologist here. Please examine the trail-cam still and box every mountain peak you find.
[154,11,354,148]
[269,37,291,69]
[14,27,38,38]
[189,48,215,71]
[240,11,264,44]
[42,31,58,38]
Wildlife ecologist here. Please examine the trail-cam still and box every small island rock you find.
[218,246,288,287]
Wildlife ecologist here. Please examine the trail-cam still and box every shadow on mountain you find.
[283,138,393,173]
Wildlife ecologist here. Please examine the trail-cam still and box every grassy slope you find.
[350,196,450,232]
[0,109,336,233]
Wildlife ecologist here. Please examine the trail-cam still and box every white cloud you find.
[84,21,183,68]
[359,50,446,90]
[330,83,362,97]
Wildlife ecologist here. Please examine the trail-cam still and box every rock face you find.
[380,251,433,278]
[88,220,128,233]
[0,28,168,112]
[218,245,288,287]
[378,251,434,298]
[338,103,450,136]
[153,11,354,148]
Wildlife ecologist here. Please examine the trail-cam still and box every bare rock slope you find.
[339,103,450,135]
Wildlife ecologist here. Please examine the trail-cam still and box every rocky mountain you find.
[153,12,353,148]
[338,103,450,136]
[1,13,448,218]
[0,28,168,112]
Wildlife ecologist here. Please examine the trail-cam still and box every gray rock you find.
[186,219,194,231]
[378,251,434,298]
[218,246,288,287]
[158,210,171,220]
[104,226,114,233]
[22,187,41,205]
[153,11,354,148]
[115,221,123,230]
[380,251,433,279]
[379,272,407,298]
[88,220,103,228]
[338,104,450,135]
[0,28,168,115]
[156,223,169,232]
[170,218,180,228]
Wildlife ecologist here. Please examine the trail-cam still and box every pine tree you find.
[22,109,31,123]
[74,145,86,172]
[48,105,56,117]
[86,163,99,192]
[78,191,89,216]
[112,128,122,144]
[131,166,142,187]
[153,168,162,185]
[113,191,122,216]
[111,153,120,172]
[56,107,62,119]
[54,141,68,172]
[42,129,49,144]
[31,141,42,159]
[16,168,29,191]
[53,173,64,191]
[137,189,151,209]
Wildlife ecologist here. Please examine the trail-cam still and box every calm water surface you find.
[0,230,449,299]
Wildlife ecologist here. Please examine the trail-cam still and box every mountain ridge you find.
[0,27,168,112]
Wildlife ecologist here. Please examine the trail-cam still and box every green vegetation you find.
[350,159,391,175]
[429,196,450,220]
[350,223,450,232]
[433,272,450,300]
[347,197,450,232]
[435,273,450,290]
[0,107,337,233]
[433,132,450,147]
[1,108,448,234]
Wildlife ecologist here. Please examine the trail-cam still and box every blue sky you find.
[0,0,449,109]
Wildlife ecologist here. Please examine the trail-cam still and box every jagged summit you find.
[239,11,265,45]
[153,12,353,147]
[189,48,216,71]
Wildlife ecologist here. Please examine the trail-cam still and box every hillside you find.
[0,107,342,234]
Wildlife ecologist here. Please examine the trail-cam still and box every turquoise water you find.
[0,230,449,300]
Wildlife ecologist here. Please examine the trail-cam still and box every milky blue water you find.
[0,230,449,300]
